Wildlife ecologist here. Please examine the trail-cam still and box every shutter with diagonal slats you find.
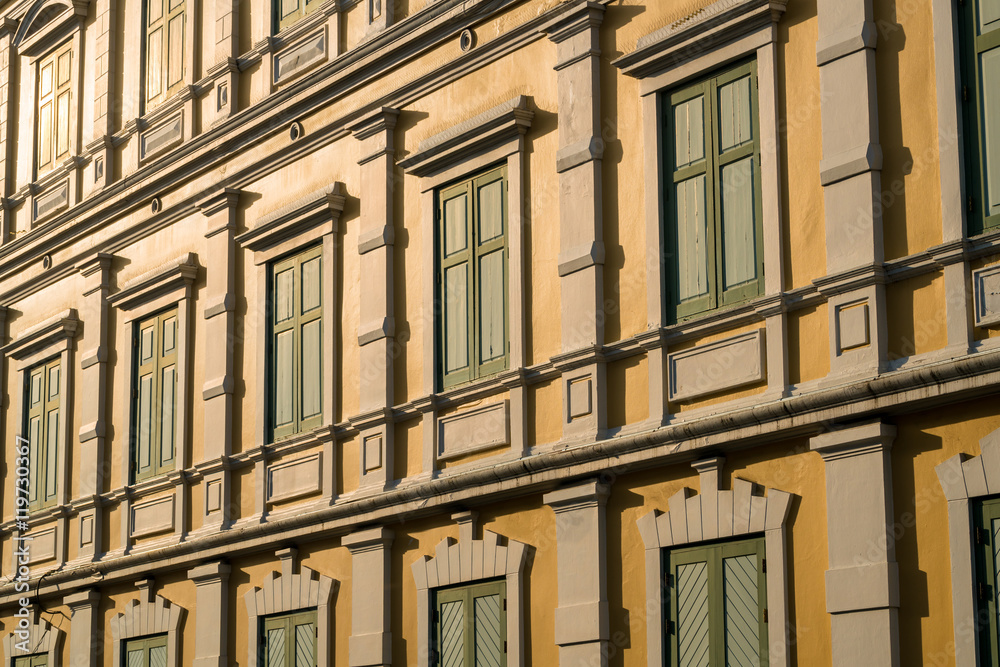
[123,633,168,667]
[435,579,507,666]
[262,608,317,667]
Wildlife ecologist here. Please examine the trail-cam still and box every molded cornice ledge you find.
[0,308,78,360]
[812,263,887,297]
[235,182,346,252]
[612,0,788,80]
[397,95,533,178]
[107,253,198,311]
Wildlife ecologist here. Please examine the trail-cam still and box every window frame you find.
[664,60,764,323]
[267,244,324,442]
[260,608,318,666]
[142,0,187,110]
[665,536,767,667]
[22,357,61,512]
[122,633,168,667]
[130,307,180,483]
[435,164,510,390]
[958,0,1000,235]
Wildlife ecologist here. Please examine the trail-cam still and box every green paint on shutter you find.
[268,628,287,667]
[132,308,178,482]
[160,366,176,465]
[723,554,762,667]
[473,593,504,667]
[149,645,167,667]
[14,655,47,667]
[974,498,1000,665]
[982,47,1000,215]
[666,61,762,323]
[124,634,169,667]
[25,358,60,511]
[270,246,323,442]
[437,166,509,390]
[982,0,1000,31]
[440,600,466,667]
[677,561,711,667]
[128,649,145,667]
[294,619,316,667]
[263,609,317,667]
[146,0,184,107]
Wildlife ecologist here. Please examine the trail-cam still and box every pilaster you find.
[544,479,610,667]
[0,17,17,238]
[196,189,241,531]
[811,421,899,666]
[343,526,394,667]
[548,1,610,442]
[816,0,887,378]
[350,108,399,491]
[87,0,116,194]
[65,589,101,667]
[188,561,231,667]
[75,253,114,561]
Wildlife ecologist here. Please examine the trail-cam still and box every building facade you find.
[0,0,996,664]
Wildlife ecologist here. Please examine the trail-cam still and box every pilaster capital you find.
[195,188,242,218]
[342,526,394,554]
[810,420,896,461]
[77,252,115,295]
[188,561,232,584]
[544,478,610,512]
[64,588,101,611]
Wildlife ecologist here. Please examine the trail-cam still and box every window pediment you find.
[14,0,88,56]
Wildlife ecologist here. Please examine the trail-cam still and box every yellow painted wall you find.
[788,301,830,385]
[887,271,948,362]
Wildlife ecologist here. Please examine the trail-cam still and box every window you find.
[960,0,1000,234]
[35,41,72,177]
[275,0,321,33]
[123,634,167,666]
[975,497,1000,664]
[145,0,185,108]
[131,308,178,482]
[665,61,762,322]
[13,655,47,667]
[436,165,508,389]
[261,609,317,666]
[269,245,323,441]
[24,358,60,511]
[665,537,767,667]
[433,580,506,667]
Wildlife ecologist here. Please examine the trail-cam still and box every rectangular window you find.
[131,308,178,482]
[436,165,508,390]
[269,245,323,442]
[123,634,167,666]
[274,0,321,33]
[24,358,60,511]
[975,497,1000,664]
[13,655,47,667]
[35,41,72,176]
[665,61,763,323]
[961,0,1000,233]
[145,0,185,108]
[433,579,507,667]
[665,537,767,667]
[262,609,317,666]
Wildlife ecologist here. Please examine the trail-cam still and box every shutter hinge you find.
[504,640,508,654]
[665,574,674,588]
[763,608,769,623]
[976,526,986,545]
[980,581,989,601]
[762,559,767,574]
[969,196,976,213]
[503,598,507,611]
[666,620,675,635]
[963,85,969,102]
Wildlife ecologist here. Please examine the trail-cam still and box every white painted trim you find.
[110,592,186,667]
[242,549,337,667]
[1,609,64,663]
[636,461,794,667]
[935,426,1000,666]
[410,529,529,667]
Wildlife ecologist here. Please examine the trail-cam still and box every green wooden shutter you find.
[270,246,323,442]
[14,655,47,667]
[26,358,60,511]
[437,166,508,390]
[145,0,185,108]
[35,41,72,177]
[975,498,1000,665]
[666,61,762,323]
[263,609,317,667]
[133,309,178,482]
[434,580,507,667]
[961,0,1000,232]
[123,634,168,667]
[668,538,767,667]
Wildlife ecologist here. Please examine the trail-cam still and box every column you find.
[811,421,899,666]
[189,561,231,667]
[0,17,16,242]
[65,589,101,667]
[196,189,241,531]
[544,479,610,667]
[343,527,394,667]
[548,1,608,441]
[85,0,116,196]
[76,254,113,561]
[349,108,399,491]
[815,0,888,378]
